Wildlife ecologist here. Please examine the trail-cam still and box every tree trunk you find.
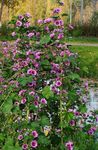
[69,0,73,24]
[0,0,4,27]
[80,0,84,25]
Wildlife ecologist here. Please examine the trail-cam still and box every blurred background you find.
[0,0,98,37]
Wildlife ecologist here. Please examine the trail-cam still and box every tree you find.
[0,0,4,27]
[69,0,73,24]
[80,0,84,25]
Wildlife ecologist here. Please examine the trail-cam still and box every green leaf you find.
[38,135,50,146]
[31,122,40,129]
[41,60,51,70]
[41,116,50,126]
[69,73,80,81]
[17,76,33,86]
[2,98,13,114]
[42,86,54,99]
[0,133,5,141]
[40,35,51,45]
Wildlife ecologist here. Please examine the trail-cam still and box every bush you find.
[0,7,98,150]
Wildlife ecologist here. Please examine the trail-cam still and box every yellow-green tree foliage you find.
[1,0,98,24]
[1,0,69,23]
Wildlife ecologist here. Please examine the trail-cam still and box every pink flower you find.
[50,33,55,38]
[24,22,30,28]
[60,51,65,57]
[53,8,61,14]
[55,80,62,87]
[19,90,26,96]
[22,144,28,150]
[41,98,47,104]
[31,140,38,148]
[26,50,33,55]
[84,81,88,90]
[29,91,35,96]
[65,49,73,57]
[11,32,16,37]
[69,120,75,126]
[37,19,43,24]
[65,141,73,150]
[27,32,34,38]
[27,69,37,76]
[44,18,52,23]
[34,52,41,59]
[58,33,64,39]
[21,98,27,104]
[68,24,74,30]
[18,15,24,20]
[32,130,38,138]
[34,100,39,107]
[18,134,23,140]
[16,20,22,27]
[25,13,31,18]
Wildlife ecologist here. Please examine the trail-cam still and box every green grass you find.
[71,46,98,78]
[66,37,98,44]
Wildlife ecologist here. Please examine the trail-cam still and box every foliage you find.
[0,5,98,150]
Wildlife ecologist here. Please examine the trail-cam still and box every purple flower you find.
[41,98,47,104]
[29,91,35,96]
[44,18,52,23]
[59,1,64,5]
[27,32,34,38]
[55,80,62,87]
[53,8,61,14]
[84,81,88,90]
[60,51,65,57]
[16,20,22,27]
[50,33,55,38]
[54,20,64,26]
[18,15,24,20]
[18,134,23,140]
[70,120,75,126]
[11,32,16,37]
[25,13,31,18]
[27,69,37,76]
[68,24,74,30]
[22,144,28,150]
[37,19,43,24]
[65,141,74,150]
[24,22,30,28]
[32,130,38,138]
[34,100,39,107]
[28,81,36,87]
[58,33,64,39]
[19,90,26,96]
[31,140,38,148]
[21,98,27,104]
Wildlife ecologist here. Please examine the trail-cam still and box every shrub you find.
[0,6,98,150]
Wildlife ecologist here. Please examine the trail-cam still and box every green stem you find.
[60,86,64,148]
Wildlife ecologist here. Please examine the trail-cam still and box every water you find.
[87,88,98,112]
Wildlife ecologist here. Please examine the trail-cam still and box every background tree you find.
[0,0,4,27]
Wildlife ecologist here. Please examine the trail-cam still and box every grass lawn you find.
[66,37,98,44]
[71,46,98,79]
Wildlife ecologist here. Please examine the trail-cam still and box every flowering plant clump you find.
[0,4,98,150]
